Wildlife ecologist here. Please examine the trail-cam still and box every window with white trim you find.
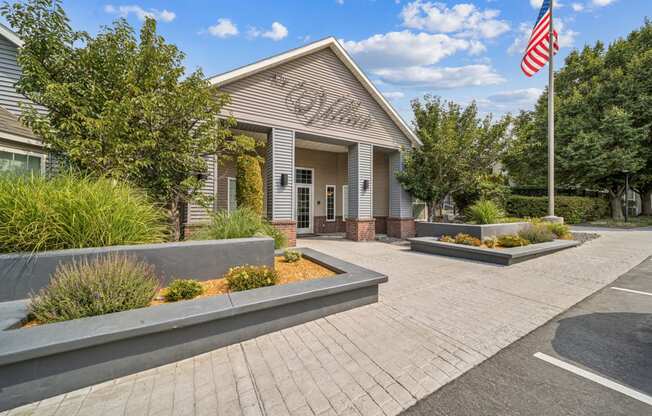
[227,177,237,212]
[0,148,44,175]
[326,185,335,222]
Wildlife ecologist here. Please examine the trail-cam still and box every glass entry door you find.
[295,168,313,234]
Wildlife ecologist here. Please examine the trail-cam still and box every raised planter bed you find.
[416,221,530,240]
[0,247,386,411]
[409,237,579,265]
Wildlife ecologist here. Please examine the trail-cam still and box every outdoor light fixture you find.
[280,173,288,186]
[194,172,207,181]
[363,179,369,190]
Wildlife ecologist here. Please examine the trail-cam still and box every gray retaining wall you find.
[0,238,274,302]
[416,221,530,240]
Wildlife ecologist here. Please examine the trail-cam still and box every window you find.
[0,149,43,175]
[295,168,312,184]
[227,177,237,212]
[326,185,335,222]
[342,185,348,221]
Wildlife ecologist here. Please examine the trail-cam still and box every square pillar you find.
[387,151,415,239]
[346,143,375,241]
[266,127,296,246]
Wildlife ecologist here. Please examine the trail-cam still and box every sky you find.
[6,0,651,122]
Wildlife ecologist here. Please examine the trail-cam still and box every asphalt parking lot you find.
[402,256,652,416]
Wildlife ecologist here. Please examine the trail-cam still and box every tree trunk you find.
[609,191,624,221]
[642,187,652,216]
[169,196,182,241]
[427,201,436,222]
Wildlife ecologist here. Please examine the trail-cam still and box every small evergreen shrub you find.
[0,173,167,253]
[284,249,302,263]
[454,233,482,247]
[505,195,609,224]
[236,155,264,216]
[164,279,204,302]
[518,223,554,244]
[466,199,504,224]
[28,255,159,323]
[439,235,455,243]
[225,265,279,292]
[497,234,530,247]
[546,222,571,239]
[195,207,287,249]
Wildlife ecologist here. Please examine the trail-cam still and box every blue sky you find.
[9,1,652,121]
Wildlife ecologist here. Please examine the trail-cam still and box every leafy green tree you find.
[397,96,509,221]
[236,154,264,216]
[503,21,652,220]
[1,0,256,239]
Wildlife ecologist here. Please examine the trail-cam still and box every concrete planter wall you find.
[0,238,274,302]
[416,221,530,240]
[0,248,387,411]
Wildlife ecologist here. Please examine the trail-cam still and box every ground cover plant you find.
[518,223,554,244]
[284,249,302,263]
[164,279,204,302]
[497,235,530,248]
[28,255,159,324]
[0,173,167,253]
[194,207,287,249]
[225,265,279,292]
[453,233,482,246]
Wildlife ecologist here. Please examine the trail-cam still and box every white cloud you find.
[529,0,564,8]
[508,18,578,55]
[487,88,543,105]
[382,91,405,100]
[104,4,175,22]
[336,0,344,4]
[341,31,483,68]
[373,65,505,88]
[248,22,288,41]
[592,0,616,6]
[400,1,510,39]
[207,18,239,38]
[571,3,584,11]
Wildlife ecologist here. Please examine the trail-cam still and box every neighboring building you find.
[0,23,47,175]
[186,37,419,244]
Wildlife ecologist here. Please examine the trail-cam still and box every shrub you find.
[497,234,530,247]
[546,222,572,239]
[518,223,554,244]
[0,173,167,253]
[284,249,302,263]
[453,174,511,212]
[28,255,159,323]
[225,265,279,292]
[164,279,204,302]
[195,207,287,249]
[484,236,498,248]
[439,235,455,243]
[466,199,504,224]
[236,155,264,216]
[454,233,482,247]
[505,195,609,224]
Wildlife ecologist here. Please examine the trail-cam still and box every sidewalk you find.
[5,228,652,416]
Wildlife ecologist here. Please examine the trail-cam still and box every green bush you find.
[28,255,159,323]
[164,279,204,302]
[497,234,530,247]
[0,173,167,253]
[518,223,554,244]
[453,174,511,212]
[195,207,287,249]
[466,199,504,224]
[284,249,302,263]
[505,195,609,224]
[225,265,279,292]
[236,155,264,216]
[545,222,572,239]
[454,233,482,246]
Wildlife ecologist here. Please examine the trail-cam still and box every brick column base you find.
[387,217,416,239]
[346,219,376,241]
[271,220,297,247]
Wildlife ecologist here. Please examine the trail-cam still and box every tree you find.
[397,96,509,221]
[503,21,652,220]
[1,0,256,239]
[236,155,264,216]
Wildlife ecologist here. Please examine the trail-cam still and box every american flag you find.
[521,0,559,77]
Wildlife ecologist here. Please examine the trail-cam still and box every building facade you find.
[187,37,419,244]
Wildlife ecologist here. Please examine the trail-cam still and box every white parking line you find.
[610,287,652,297]
[534,352,652,406]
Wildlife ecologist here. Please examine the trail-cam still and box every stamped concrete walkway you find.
[5,228,652,416]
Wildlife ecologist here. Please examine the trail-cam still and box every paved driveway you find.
[5,228,652,416]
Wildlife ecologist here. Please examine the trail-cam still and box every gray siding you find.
[373,150,388,217]
[347,143,373,219]
[220,48,411,149]
[267,127,295,220]
[0,36,44,116]
[389,151,413,218]
[187,155,217,224]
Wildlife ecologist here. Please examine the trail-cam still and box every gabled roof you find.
[0,106,41,147]
[208,37,421,147]
[0,23,23,47]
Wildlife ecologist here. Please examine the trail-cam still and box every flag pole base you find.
[542,215,564,224]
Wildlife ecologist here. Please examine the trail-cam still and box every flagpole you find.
[547,0,556,218]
